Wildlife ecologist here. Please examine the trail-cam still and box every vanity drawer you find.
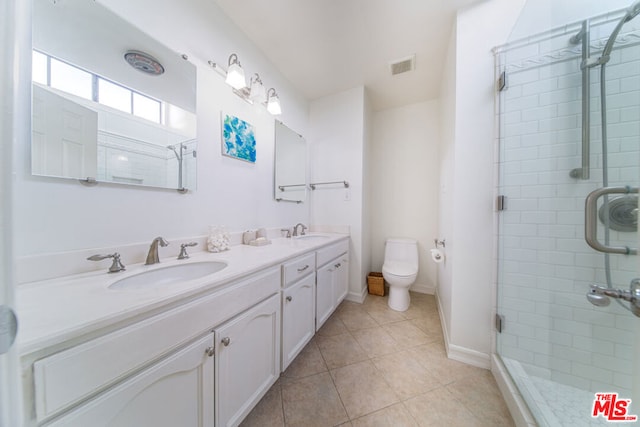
[282,253,315,287]
[316,240,349,268]
[33,266,280,422]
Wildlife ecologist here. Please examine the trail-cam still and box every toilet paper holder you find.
[434,238,445,248]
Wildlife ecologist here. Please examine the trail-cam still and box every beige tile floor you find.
[241,292,515,427]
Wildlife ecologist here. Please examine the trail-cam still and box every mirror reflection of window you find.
[50,58,93,100]
[32,0,197,190]
[133,92,161,123]
[98,79,131,114]
[32,50,47,85]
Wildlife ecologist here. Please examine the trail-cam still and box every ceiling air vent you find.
[389,55,415,76]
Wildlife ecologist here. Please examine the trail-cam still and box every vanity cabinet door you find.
[334,252,349,304]
[282,273,316,370]
[45,333,214,427]
[316,261,335,330]
[215,293,280,427]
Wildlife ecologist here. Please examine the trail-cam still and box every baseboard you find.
[491,354,537,427]
[447,343,491,369]
[410,283,435,295]
[435,288,451,354]
[435,288,490,369]
[346,285,367,304]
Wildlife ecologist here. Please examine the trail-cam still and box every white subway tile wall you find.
[496,17,640,404]
[96,108,196,189]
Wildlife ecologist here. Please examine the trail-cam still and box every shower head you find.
[586,290,611,307]
[167,144,187,160]
[601,0,640,61]
[625,0,640,22]
[167,145,180,160]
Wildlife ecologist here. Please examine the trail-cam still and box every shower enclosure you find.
[495,1,640,425]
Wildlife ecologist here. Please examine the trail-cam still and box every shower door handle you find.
[585,186,638,255]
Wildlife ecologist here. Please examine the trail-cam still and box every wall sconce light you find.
[266,88,282,115]
[249,74,267,104]
[225,53,247,90]
[208,56,282,116]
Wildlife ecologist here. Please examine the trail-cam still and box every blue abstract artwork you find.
[222,113,256,163]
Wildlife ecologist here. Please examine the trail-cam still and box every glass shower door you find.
[495,1,640,425]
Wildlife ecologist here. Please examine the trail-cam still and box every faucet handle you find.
[87,252,126,273]
[178,242,198,259]
[281,228,292,238]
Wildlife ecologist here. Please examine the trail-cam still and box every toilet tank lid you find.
[387,238,417,245]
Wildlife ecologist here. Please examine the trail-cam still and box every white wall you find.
[14,0,310,266]
[309,86,369,301]
[437,0,526,367]
[0,0,29,423]
[438,26,457,336]
[370,101,440,294]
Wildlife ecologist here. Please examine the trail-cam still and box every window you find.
[33,50,163,124]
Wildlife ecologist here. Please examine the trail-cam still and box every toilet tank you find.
[384,238,418,265]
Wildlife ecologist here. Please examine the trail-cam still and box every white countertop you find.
[16,233,349,356]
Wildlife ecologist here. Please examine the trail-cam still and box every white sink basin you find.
[294,234,331,243]
[109,261,228,290]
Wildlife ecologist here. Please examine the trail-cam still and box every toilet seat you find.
[382,261,417,278]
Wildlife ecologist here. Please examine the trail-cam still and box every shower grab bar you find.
[570,20,591,180]
[585,186,638,255]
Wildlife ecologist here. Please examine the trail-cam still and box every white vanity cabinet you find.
[44,333,215,427]
[280,253,316,371]
[215,293,280,427]
[316,262,335,329]
[28,266,281,427]
[315,242,349,331]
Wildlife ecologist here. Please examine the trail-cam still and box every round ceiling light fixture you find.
[124,50,164,76]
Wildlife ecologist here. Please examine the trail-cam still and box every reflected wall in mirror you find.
[274,121,307,203]
[32,0,197,191]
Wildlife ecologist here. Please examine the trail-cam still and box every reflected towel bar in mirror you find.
[309,181,349,190]
[278,184,307,192]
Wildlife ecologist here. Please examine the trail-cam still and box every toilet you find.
[382,238,419,312]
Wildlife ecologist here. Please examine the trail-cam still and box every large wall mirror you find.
[274,121,307,203]
[32,0,197,191]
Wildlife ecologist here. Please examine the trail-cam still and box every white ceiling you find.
[214,0,483,111]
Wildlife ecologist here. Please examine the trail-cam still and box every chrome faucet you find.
[87,252,126,273]
[178,242,197,259]
[145,237,169,265]
[292,223,308,237]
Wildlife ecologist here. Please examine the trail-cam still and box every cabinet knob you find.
[221,337,231,346]
[286,296,293,302]
[205,346,215,357]
[334,263,341,268]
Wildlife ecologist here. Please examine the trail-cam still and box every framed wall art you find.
[221,113,256,163]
